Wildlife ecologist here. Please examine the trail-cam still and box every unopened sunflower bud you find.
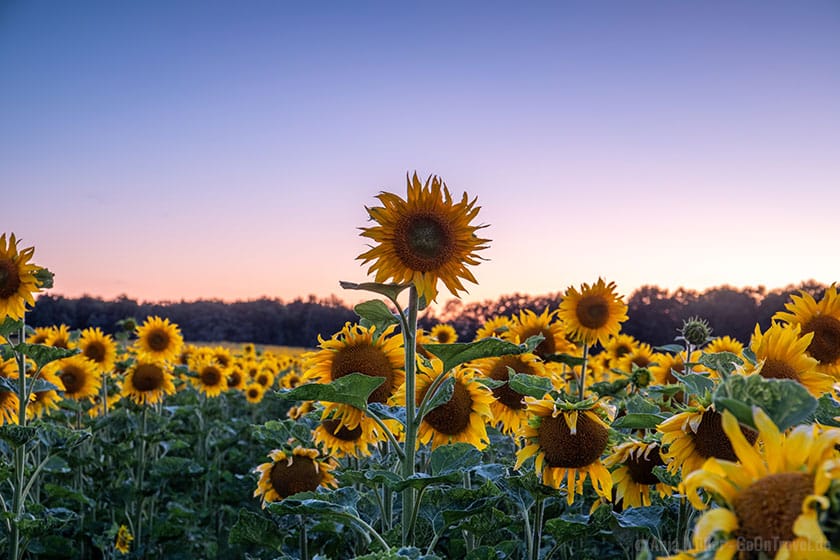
[680,317,712,347]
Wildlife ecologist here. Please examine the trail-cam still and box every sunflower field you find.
[2,176,840,560]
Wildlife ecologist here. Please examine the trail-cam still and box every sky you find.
[2,1,839,310]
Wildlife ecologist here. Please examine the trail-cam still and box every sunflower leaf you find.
[654,344,685,354]
[0,375,18,394]
[612,506,665,534]
[267,487,360,517]
[228,509,284,551]
[810,394,840,428]
[543,513,593,544]
[672,371,716,397]
[354,299,400,332]
[422,376,455,416]
[508,373,553,399]
[712,375,817,431]
[624,394,661,415]
[392,472,462,491]
[431,443,483,475]
[366,402,407,425]
[697,352,743,377]
[475,377,505,389]
[611,413,667,430]
[423,337,541,374]
[0,425,39,447]
[0,317,23,339]
[339,281,409,303]
[252,419,315,447]
[13,343,79,370]
[279,373,385,409]
[543,353,585,367]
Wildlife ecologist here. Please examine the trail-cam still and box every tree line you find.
[27,281,828,349]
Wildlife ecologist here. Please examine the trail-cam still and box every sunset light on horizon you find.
[3,1,838,310]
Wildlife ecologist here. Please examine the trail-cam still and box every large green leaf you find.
[611,413,668,430]
[430,443,483,476]
[423,376,455,415]
[267,487,360,517]
[713,375,816,431]
[0,317,23,339]
[14,343,78,370]
[543,353,585,368]
[698,352,743,377]
[508,373,553,399]
[811,394,840,428]
[422,335,543,374]
[543,513,594,544]
[624,394,661,415]
[228,508,285,550]
[339,281,409,303]
[673,371,716,397]
[355,299,400,333]
[279,373,385,409]
[612,506,664,534]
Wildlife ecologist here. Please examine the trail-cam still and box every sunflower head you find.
[604,441,672,509]
[429,323,458,344]
[357,172,490,303]
[505,308,575,362]
[123,359,175,405]
[244,382,265,404]
[79,327,117,374]
[191,359,229,397]
[49,355,101,401]
[558,278,628,347]
[253,447,338,507]
[474,315,512,341]
[115,525,133,554]
[0,233,42,320]
[774,285,840,376]
[134,316,183,362]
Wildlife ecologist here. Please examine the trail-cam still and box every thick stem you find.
[400,286,419,547]
[11,315,28,560]
[531,499,544,560]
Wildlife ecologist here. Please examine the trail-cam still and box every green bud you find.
[679,316,712,347]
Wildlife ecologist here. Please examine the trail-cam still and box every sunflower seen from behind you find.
[0,233,42,320]
[122,359,175,406]
[358,172,490,303]
[516,396,613,505]
[669,408,840,560]
[253,447,338,507]
[774,285,840,378]
[558,278,628,347]
[134,316,183,363]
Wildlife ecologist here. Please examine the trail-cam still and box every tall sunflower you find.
[658,404,758,475]
[774,285,840,377]
[134,316,183,362]
[613,342,655,374]
[558,278,628,347]
[429,323,458,344]
[516,396,613,504]
[358,172,490,303]
[253,447,338,507]
[744,323,833,397]
[473,352,549,435]
[244,382,265,404]
[122,359,175,405]
[668,408,840,560]
[79,327,117,374]
[27,326,52,344]
[603,441,672,510]
[0,233,41,320]
[412,362,494,450]
[604,334,638,363]
[48,355,101,402]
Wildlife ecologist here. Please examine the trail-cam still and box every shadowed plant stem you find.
[10,317,27,560]
[579,344,590,401]
[400,286,419,547]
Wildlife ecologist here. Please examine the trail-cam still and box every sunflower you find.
[650,350,708,386]
[305,322,404,407]
[210,346,233,369]
[122,359,175,405]
[744,323,834,397]
[603,441,672,510]
[226,366,245,391]
[115,524,133,555]
[45,355,100,402]
[0,233,41,320]
[242,342,256,357]
[774,285,840,377]
[658,404,758,475]
[287,400,313,419]
[474,315,512,341]
[604,334,638,363]
[26,368,64,419]
[313,412,383,458]
[558,278,628,347]
[705,335,744,356]
[253,368,275,389]
[191,359,229,397]
[27,326,52,345]
[134,316,183,362]
[473,352,549,435]
[516,396,613,505]
[397,360,494,450]
[45,324,74,349]
[669,408,840,560]
[177,344,197,367]
[0,358,20,425]
[358,172,490,303]
[78,327,117,374]
[505,308,576,362]
[429,323,458,344]
[253,447,338,507]
[244,382,265,404]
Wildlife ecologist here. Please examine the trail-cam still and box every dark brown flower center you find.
[50,335,70,349]
[269,456,322,498]
[394,214,455,272]
[330,343,396,403]
[693,410,758,461]
[132,364,165,391]
[59,365,86,394]
[83,341,107,363]
[322,418,363,442]
[576,295,610,329]
[421,380,473,435]
[488,356,534,410]
[147,330,170,352]
[631,353,652,368]
[0,258,21,298]
[247,387,261,399]
[200,365,223,387]
[759,358,799,380]
[538,412,609,469]
[733,472,814,557]
[435,329,454,343]
[803,315,840,365]
[214,354,231,368]
[518,326,556,360]
[227,370,243,388]
[614,343,632,358]
[626,445,665,485]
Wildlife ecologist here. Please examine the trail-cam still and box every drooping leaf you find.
[0,425,38,447]
[811,394,840,428]
[13,343,78,370]
[423,335,543,374]
[508,373,553,399]
[423,376,455,415]
[672,371,716,397]
[367,402,407,425]
[543,353,585,368]
[430,443,483,475]
[267,487,360,517]
[228,509,285,550]
[0,317,23,339]
[654,344,685,354]
[713,375,816,431]
[611,413,667,430]
[698,352,743,377]
[355,300,400,332]
[340,281,409,303]
[279,373,385,409]
[612,506,665,533]
[0,375,18,394]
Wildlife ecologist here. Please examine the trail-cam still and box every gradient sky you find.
[2,1,838,309]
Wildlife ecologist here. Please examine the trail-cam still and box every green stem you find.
[135,404,149,550]
[299,515,309,560]
[400,286,419,547]
[520,502,533,560]
[365,408,405,461]
[414,365,450,424]
[334,512,389,550]
[11,315,28,560]
[579,344,590,401]
[461,471,475,553]
[531,498,544,560]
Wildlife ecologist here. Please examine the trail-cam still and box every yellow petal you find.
[720,410,766,479]
[693,508,739,549]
